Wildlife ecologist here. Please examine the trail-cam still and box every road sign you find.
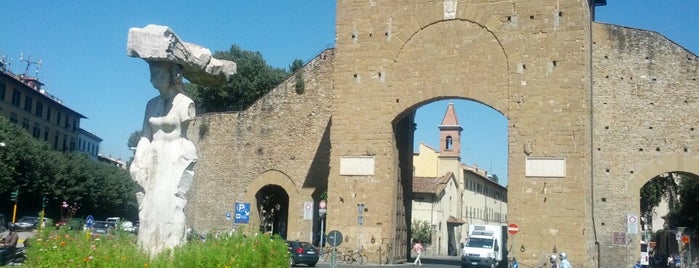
[327,230,343,247]
[682,235,690,244]
[508,223,519,235]
[613,232,627,245]
[319,200,327,217]
[303,201,313,220]
[627,214,639,234]
[86,215,94,228]
[234,202,250,224]
[225,212,231,221]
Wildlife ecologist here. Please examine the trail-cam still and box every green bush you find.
[26,229,289,268]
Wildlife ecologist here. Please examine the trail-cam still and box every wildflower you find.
[60,241,67,246]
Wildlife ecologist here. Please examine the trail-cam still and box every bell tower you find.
[439,102,462,161]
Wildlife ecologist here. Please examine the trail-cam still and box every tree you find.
[0,117,139,221]
[666,174,699,230]
[183,45,294,113]
[411,219,432,244]
[127,130,142,150]
[640,173,679,222]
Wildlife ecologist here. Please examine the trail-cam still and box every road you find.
[315,255,462,268]
[2,230,464,267]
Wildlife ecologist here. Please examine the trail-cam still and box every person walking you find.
[412,240,423,266]
[549,254,559,268]
[559,252,572,268]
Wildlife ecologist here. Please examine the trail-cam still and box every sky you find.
[1,1,697,188]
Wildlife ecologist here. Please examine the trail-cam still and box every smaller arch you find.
[626,154,699,194]
[247,169,302,195]
[244,169,301,236]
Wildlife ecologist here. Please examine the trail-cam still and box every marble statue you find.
[127,24,236,256]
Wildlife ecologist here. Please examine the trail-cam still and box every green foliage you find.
[127,130,142,150]
[640,174,678,221]
[666,175,699,230]
[289,59,304,73]
[198,120,210,140]
[183,45,291,113]
[0,117,139,221]
[294,72,305,94]
[26,228,289,268]
[411,219,432,244]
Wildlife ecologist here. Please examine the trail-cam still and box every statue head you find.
[148,60,184,91]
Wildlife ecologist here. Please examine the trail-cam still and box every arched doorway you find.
[256,185,289,238]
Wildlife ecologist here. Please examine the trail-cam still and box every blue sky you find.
[1,1,697,187]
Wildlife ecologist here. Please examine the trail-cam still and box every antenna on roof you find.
[19,53,42,78]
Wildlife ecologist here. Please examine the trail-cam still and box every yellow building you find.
[412,102,508,256]
[0,62,88,154]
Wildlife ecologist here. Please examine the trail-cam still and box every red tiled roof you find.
[413,172,454,195]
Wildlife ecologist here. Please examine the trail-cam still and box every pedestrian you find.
[633,260,642,268]
[559,252,572,268]
[412,240,423,266]
[0,228,19,264]
[549,254,559,268]
[668,255,673,268]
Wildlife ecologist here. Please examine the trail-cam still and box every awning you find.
[447,216,465,225]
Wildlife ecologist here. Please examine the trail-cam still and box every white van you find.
[640,241,650,267]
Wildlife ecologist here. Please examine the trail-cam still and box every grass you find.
[25,228,290,268]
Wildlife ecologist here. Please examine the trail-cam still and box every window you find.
[35,102,43,117]
[24,96,32,112]
[44,128,49,141]
[46,107,52,121]
[11,90,21,106]
[56,112,61,125]
[32,124,40,138]
[445,136,453,150]
[0,82,5,101]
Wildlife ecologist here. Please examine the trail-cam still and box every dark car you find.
[91,221,112,235]
[287,241,319,267]
[11,216,38,230]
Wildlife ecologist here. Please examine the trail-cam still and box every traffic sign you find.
[319,200,327,217]
[508,223,519,235]
[682,235,690,244]
[327,230,343,247]
[234,202,250,224]
[86,215,94,228]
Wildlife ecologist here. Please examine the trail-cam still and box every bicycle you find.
[375,243,392,265]
[321,246,340,262]
[343,247,368,264]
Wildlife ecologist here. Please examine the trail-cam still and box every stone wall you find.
[185,1,699,267]
[186,49,335,242]
[330,0,593,265]
[592,22,699,267]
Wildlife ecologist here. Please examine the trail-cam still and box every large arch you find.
[389,19,511,118]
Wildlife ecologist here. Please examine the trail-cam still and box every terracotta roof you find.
[440,102,460,126]
[413,172,454,195]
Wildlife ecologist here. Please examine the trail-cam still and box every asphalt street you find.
[315,255,462,268]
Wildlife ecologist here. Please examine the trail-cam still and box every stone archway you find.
[255,185,289,238]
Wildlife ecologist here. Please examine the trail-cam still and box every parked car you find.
[55,218,84,231]
[287,241,319,267]
[91,221,112,235]
[10,216,52,230]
